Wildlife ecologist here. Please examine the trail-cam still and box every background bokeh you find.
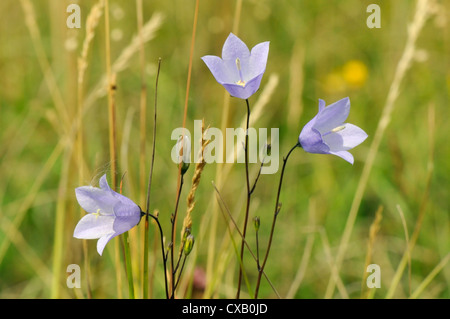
[0,0,448,298]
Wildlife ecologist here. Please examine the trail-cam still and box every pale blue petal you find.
[113,201,141,219]
[73,214,115,239]
[75,186,116,215]
[222,56,250,82]
[314,97,350,134]
[318,99,326,112]
[222,33,250,61]
[113,215,141,235]
[299,120,330,154]
[97,232,115,256]
[248,41,269,79]
[99,174,112,192]
[222,73,264,99]
[328,150,354,164]
[201,55,236,84]
[323,123,368,152]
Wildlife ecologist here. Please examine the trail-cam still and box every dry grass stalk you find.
[78,0,104,85]
[361,205,383,298]
[84,12,164,110]
[182,120,211,234]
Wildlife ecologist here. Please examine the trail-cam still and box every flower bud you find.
[184,235,195,256]
[253,216,260,232]
[182,227,191,242]
[176,135,191,175]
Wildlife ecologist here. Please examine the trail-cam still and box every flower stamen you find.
[323,125,346,136]
[235,58,246,87]
[331,125,346,133]
[93,208,101,219]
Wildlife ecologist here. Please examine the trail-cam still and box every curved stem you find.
[236,98,251,299]
[174,255,187,291]
[146,212,169,299]
[250,159,265,195]
[170,175,184,299]
[143,57,161,299]
[254,142,299,298]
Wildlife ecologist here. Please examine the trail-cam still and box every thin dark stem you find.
[146,212,169,299]
[174,244,185,275]
[145,58,161,219]
[250,159,265,195]
[143,58,161,299]
[212,181,281,298]
[255,220,260,270]
[237,98,251,299]
[174,255,187,291]
[254,142,300,299]
[170,175,184,299]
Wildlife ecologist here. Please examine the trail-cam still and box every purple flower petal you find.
[221,33,250,61]
[75,186,116,215]
[201,55,236,84]
[73,214,115,239]
[329,150,355,164]
[248,41,270,79]
[299,121,330,154]
[202,33,269,100]
[314,97,350,134]
[222,73,264,99]
[99,174,112,192]
[73,174,142,256]
[97,233,115,256]
[298,97,367,164]
[322,123,368,151]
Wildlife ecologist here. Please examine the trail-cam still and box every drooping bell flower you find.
[298,97,368,164]
[74,174,142,255]
[201,33,269,100]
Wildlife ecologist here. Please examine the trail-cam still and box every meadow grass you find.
[0,0,448,299]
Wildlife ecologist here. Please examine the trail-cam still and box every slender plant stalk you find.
[236,99,252,298]
[136,0,147,209]
[170,0,199,299]
[77,1,103,299]
[122,232,135,298]
[170,175,184,298]
[143,58,161,299]
[255,220,260,270]
[136,0,147,298]
[396,204,412,295]
[206,0,242,298]
[104,0,125,298]
[174,255,188,291]
[19,0,70,133]
[51,147,73,298]
[146,211,169,299]
[254,142,299,298]
[360,205,383,299]
[212,181,281,298]
[250,160,265,195]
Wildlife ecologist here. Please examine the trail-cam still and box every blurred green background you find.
[0,0,448,298]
